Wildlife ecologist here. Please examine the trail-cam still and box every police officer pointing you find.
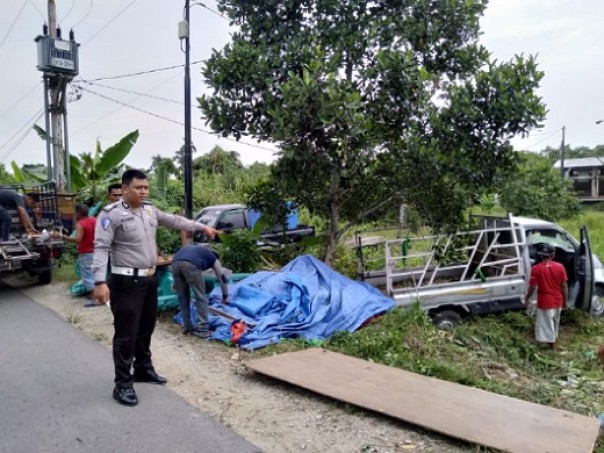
[92,169,218,406]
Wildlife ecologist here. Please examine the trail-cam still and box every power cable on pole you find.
[0,81,41,121]
[72,72,183,135]
[71,0,93,28]
[85,60,204,82]
[77,85,276,153]
[82,0,137,46]
[79,79,191,106]
[0,1,28,49]
[0,108,44,162]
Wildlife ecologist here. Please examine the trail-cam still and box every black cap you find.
[537,244,555,256]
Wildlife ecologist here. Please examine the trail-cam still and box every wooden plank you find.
[246,349,599,453]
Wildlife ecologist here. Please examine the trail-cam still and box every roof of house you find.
[553,157,604,168]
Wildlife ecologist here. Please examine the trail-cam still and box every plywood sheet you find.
[246,349,599,453]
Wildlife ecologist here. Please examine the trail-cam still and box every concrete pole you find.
[48,0,66,191]
[43,75,52,180]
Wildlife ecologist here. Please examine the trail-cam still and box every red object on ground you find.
[230,320,246,344]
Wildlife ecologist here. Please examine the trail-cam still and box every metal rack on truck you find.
[0,181,65,284]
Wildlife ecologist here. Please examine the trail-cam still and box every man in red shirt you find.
[60,204,97,295]
[524,244,568,350]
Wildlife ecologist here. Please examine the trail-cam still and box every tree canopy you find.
[200,0,546,262]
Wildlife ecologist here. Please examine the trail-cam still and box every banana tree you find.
[13,128,139,201]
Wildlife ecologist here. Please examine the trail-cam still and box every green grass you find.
[53,244,78,284]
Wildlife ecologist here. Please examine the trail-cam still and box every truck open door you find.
[577,225,595,312]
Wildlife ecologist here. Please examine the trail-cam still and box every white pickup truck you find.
[356,214,601,328]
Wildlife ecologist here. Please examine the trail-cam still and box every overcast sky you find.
[1,0,603,172]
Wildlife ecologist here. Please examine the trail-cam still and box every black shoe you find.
[113,387,138,406]
[133,370,167,385]
[190,330,210,339]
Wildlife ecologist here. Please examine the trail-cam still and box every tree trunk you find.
[324,168,341,265]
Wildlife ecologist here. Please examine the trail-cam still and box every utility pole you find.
[560,125,566,180]
[48,0,66,191]
[36,0,79,192]
[181,0,194,219]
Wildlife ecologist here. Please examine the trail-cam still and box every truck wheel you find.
[432,310,462,330]
[38,270,52,285]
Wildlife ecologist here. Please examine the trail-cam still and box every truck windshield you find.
[526,229,576,253]
[194,208,221,228]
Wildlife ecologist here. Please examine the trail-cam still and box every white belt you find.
[111,266,156,277]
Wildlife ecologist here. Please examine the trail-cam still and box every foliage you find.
[0,164,16,185]
[330,245,358,279]
[14,128,138,203]
[201,0,546,264]
[247,179,296,230]
[215,230,262,273]
[148,154,180,179]
[498,151,582,221]
[559,210,604,260]
[156,227,182,255]
[193,146,243,175]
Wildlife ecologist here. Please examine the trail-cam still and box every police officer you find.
[92,169,218,407]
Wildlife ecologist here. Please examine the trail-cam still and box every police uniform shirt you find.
[92,200,208,282]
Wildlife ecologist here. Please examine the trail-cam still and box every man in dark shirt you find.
[171,244,229,338]
[0,188,36,240]
[0,205,11,241]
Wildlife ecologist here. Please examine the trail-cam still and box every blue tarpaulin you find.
[174,255,395,350]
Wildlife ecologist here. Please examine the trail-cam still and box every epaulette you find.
[102,203,118,212]
[143,201,155,206]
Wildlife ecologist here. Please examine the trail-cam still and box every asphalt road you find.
[0,284,261,453]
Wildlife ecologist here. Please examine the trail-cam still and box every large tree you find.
[200,0,546,263]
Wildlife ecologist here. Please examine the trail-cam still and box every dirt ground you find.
[16,279,471,453]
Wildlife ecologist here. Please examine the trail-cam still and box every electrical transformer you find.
[34,35,79,76]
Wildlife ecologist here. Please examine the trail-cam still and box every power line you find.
[0,81,41,121]
[0,1,28,50]
[82,0,137,46]
[192,2,228,21]
[78,85,276,153]
[27,0,45,21]
[528,128,563,137]
[0,108,45,163]
[86,60,204,82]
[525,130,560,150]
[72,72,183,135]
[72,0,93,28]
[58,0,76,25]
[79,79,192,106]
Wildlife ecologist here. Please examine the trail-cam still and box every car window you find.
[217,209,246,229]
[195,209,220,227]
[526,230,576,253]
